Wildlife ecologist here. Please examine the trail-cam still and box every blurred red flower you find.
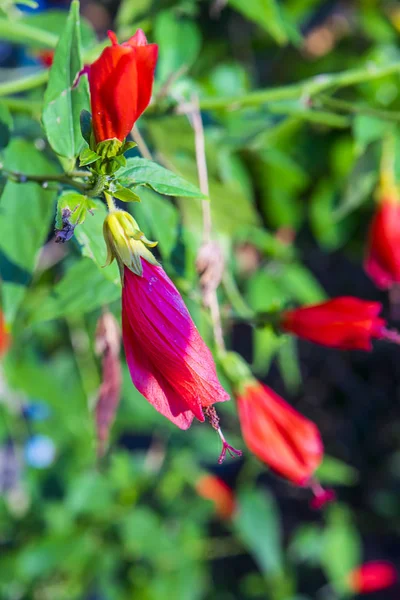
[195,474,236,519]
[36,49,54,67]
[122,261,229,430]
[281,297,387,351]
[237,380,321,484]
[348,561,397,594]
[237,380,333,507]
[365,197,400,290]
[88,30,158,143]
[0,311,10,357]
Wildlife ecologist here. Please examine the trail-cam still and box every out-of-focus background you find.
[1,0,400,598]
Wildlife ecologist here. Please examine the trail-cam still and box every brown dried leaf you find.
[95,312,122,457]
[196,241,225,307]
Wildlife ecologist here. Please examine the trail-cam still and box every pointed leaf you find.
[112,185,141,203]
[234,488,283,575]
[29,259,121,323]
[79,147,100,167]
[42,0,89,159]
[118,157,207,199]
[0,139,58,272]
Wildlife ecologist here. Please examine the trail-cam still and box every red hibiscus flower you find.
[348,561,397,594]
[88,30,158,143]
[281,297,390,351]
[235,378,334,507]
[365,197,400,289]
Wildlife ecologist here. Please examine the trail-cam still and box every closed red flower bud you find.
[195,474,236,519]
[88,30,158,143]
[122,261,229,429]
[237,380,322,486]
[281,297,388,351]
[348,561,397,594]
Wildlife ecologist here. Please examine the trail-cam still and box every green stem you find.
[104,192,116,212]
[316,94,400,123]
[0,97,42,114]
[0,40,107,100]
[0,168,89,194]
[222,272,254,320]
[195,62,400,111]
[0,70,48,97]
[0,17,58,48]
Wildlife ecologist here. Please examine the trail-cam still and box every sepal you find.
[79,147,100,167]
[96,138,123,159]
[111,184,141,203]
[103,210,159,277]
[80,110,92,146]
[219,351,254,392]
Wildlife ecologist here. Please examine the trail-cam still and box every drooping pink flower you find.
[122,260,229,429]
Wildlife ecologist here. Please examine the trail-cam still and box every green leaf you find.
[321,505,361,594]
[316,456,359,486]
[228,0,301,46]
[133,187,179,259]
[353,114,390,154]
[0,103,12,150]
[79,147,99,167]
[154,10,201,83]
[310,179,344,249]
[116,0,152,27]
[118,158,207,199]
[252,327,283,376]
[334,148,378,220]
[289,524,325,566]
[1,282,26,325]
[80,109,92,144]
[74,201,120,284]
[277,335,301,393]
[234,488,283,575]
[112,185,141,203]
[279,263,327,304]
[21,9,96,50]
[42,0,89,160]
[29,258,120,323]
[0,138,58,272]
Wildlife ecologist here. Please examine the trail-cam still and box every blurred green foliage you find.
[1,0,400,598]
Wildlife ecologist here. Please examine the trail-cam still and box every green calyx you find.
[103,210,159,277]
[219,351,255,394]
[79,110,137,176]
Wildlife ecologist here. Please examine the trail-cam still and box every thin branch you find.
[188,97,212,242]
[0,167,95,195]
[131,125,153,161]
[316,95,400,123]
[0,16,58,48]
[185,96,226,354]
[192,61,400,111]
